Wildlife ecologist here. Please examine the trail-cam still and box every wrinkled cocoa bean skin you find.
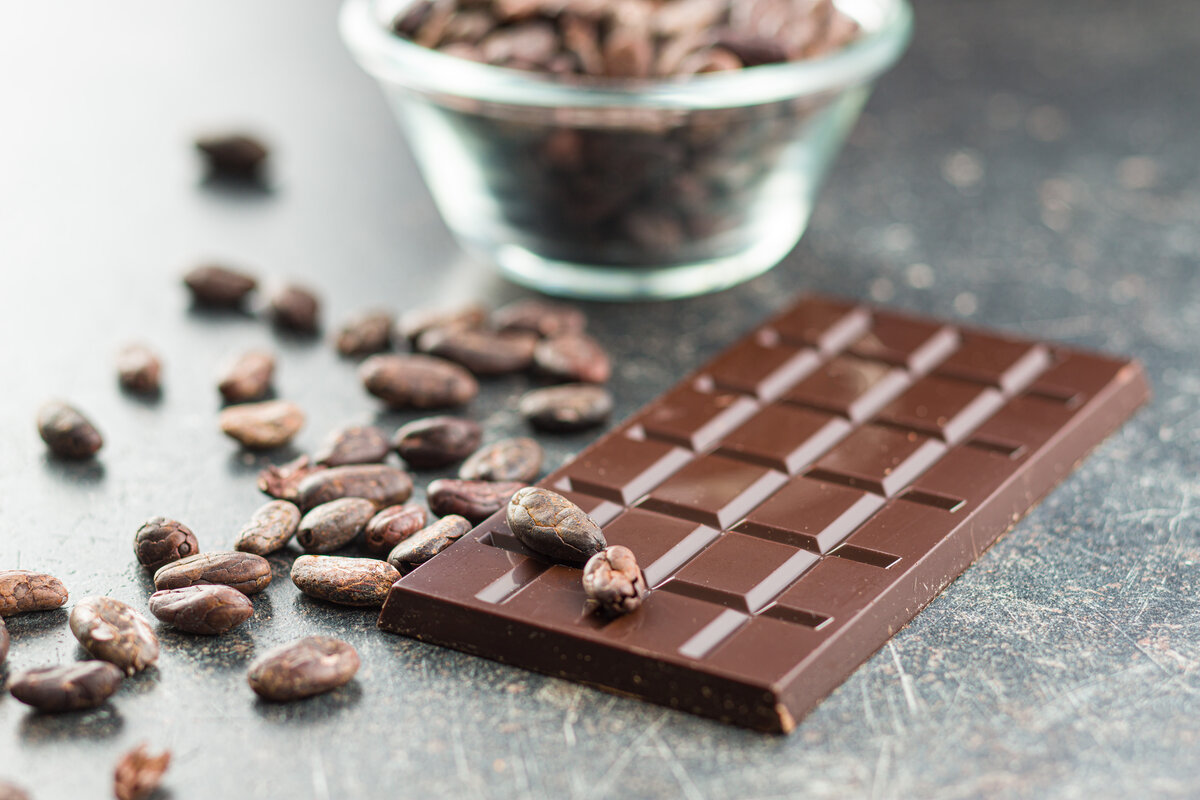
[247,636,360,702]
[296,464,413,511]
[36,401,103,459]
[153,552,272,596]
[148,585,254,635]
[519,384,613,432]
[296,498,376,554]
[257,455,326,504]
[417,328,537,376]
[336,310,393,358]
[386,516,472,573]
[290,556,401,606]
[113,743,172,800]
[427,479,527,523]
[493,300,586,339]
[183,263,258,307]
[396,304,487,344]
[363,504,428,556]
[582,545,648,616]
[134,517,200,572]
[393,416,482,469]
[69,596,160,675]
[8,661,124,713]
[533,334,611,384]
[0,570,69,617]
[235,500,301,556]
[459,437,543,483]
[218,350,275,404]
[314,425,391,467]
[219,400,305,450]
[506,487,607,565]
[116,344,163,395]
[360,354,478,410]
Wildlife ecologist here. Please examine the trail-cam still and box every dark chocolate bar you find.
[379,295,1149,732]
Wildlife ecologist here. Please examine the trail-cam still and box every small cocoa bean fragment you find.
[194,133,269,179]
[218,350,275,404]
[387,516,472,572]
[153,552,272,596]
[219,400,304,449]
[393,416,482,469]
[336,310,393,358]
[0,617,9,665]
[247,636,359,702]
[364,504,428,556]
[396,303,487,344]
[533,334,611,384]
[360,354,479,409]
[417,328,537,376]
[296,498,376,553]
[269,284,321,333]
[506,487,607,565]
[492,299,586,339]
[8,661,124,713]
[234,500,301,556]
[519,384,613,432]
[148,585,253,635]
[290,556,401,606]
[113,743,171,800]
[427,479,527,523]
[37,401,103,459]
[257,455,326,503]
[459,437,543,482]
[0,570,69,617]
[296,464,413,510]
[69,597,160,675]
[116,344,163,395]
[315,425,391,467]
[183,263,258,307]
[583,545,648,616]
[134,517,200,572]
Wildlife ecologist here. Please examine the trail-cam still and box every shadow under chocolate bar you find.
[378,294,1149,732]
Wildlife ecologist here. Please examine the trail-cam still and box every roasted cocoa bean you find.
[386,516,472,572]
[257,455,326,503]
[269,284,321,333]
[506,487,607,565]
[392,416,482,469]
[218,350,275,404]
[0,570,68,616]
[395,304,487,344]
[219,400,304,449]
[417,328,537,376]
[296,498,376,553]
[492,299,586,339]
[533,334,611,384]
[116,344,163,395]
[364,504,428,556]
[582,545,648,616]
[113,743,171,800]
[246,636,360,702]
[134,517,200,572]
[290,556,401,606]
[234,500,301,556]
[296,464,413,510]
[519,384,613,432]
[0,617,9,665]
[427,479,526,523]
[459,437,543,482]
[194,133,269,179]
[315,425,391,467]
[336,310,393,358]
[148,585,254,635]
[153,552,272,596]
[69,597,160,674]
[8,661,124,713]
[183,263,258,307]
[360,354,479,409]
[36,401,103,459]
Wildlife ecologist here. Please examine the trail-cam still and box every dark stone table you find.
[2,0,1197,796]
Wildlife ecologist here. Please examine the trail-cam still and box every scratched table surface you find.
[1,0,1197,797]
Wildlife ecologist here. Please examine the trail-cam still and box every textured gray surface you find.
[1,0,1197,797]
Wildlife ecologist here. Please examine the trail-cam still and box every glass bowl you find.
[341,0,912,300]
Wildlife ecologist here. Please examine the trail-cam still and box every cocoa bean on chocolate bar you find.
[506,487,606,565]
[582,545,648,617]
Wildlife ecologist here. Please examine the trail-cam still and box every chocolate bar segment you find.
[380,294,1149,732]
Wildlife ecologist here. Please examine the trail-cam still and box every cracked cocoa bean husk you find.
[134,517,200,572]
[148,585,253,635]
[296,464,414,511]
[219,400,304,449]
[426,479,527,523]
[416,327,537,376]
[218,350,275,404]
[183,263,258,308]
[234,499,301,556]
[0,570,69,616]
[459,437,543,482]
[296,498,376,554]
[269,284,321,333]
[492,299,586,339]
[519,384,613,432]
[336,310,393,358]
[386,516,472,573]
[582,545,648,616]
[113,743,171,800]
[290,556,401,606]
[0,780,29,800]
[506,487,607,565]
[195,133,269,179]
[533,334,611,384]
[0,617,9,665]
[69,596,160,675]
[247,636,360,702]
[257,455,326,503]
[364,504,428,556]
[8,661,124,713]
[315,425,391,467]
[395,303,487,344]
[153,552,272,596]
[360,354,479,409]
[116,344,163,395]
[36,401,103,459]
[392,416,482,469]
